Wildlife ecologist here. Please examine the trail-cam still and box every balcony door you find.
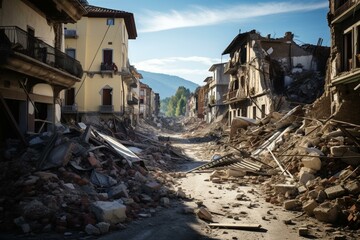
[103,49,113,65]
[65,88,75,105]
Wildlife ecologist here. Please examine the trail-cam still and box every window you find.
[342,24,360,71]
[140,99,144,104]
[103,49,113,64]
[107,18,115,25]
[252,106,256,119]
[65,48,76,59]
[140,90,144,96]
[261,104,266,118]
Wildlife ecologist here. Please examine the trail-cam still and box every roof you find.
[209,63,224,71]
[203,76,212,83]
[222,30,256,55]
[84,5,137,39]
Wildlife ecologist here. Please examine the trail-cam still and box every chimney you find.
[284,31,293,41]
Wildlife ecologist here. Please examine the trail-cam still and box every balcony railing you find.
[334,0,356,19]
[99,105,114,113]
[127,94,138,105]
[61,105,78,113]
[0,26,83,78]
[227,89,247,100]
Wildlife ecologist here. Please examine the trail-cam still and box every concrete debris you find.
[0,119,189,236]
[196,207,213,222]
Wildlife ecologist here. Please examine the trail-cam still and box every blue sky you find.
[88,0,330,85]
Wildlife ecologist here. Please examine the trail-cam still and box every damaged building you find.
[222,30,330,125]
[327,0,360,124]
[0,0,86,147]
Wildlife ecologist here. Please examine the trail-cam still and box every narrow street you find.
[98,124,336,240]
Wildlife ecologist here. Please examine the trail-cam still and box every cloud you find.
[139,1,328,32]
[134,56,223,84]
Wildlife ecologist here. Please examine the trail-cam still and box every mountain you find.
[138,70,199,99]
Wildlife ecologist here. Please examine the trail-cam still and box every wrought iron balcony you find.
[0,26,83,78]
[99,105,114,113]
[61,105,78,113]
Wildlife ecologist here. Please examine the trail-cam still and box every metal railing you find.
[0,26,83,78]
[99,105,114,113]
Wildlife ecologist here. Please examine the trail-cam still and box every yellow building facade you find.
[63,5,137,115]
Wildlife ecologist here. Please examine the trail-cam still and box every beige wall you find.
[0,0,56,47]
[64,16,130,113]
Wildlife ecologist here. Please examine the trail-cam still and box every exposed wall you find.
[0,0,56,47]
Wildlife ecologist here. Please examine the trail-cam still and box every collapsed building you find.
[222,30,330,125]
[326,0,360,124]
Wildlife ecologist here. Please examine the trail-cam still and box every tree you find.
[161,86,191,117]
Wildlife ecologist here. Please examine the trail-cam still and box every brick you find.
[344,180,360,195]
[283,199,301,210]
[108,183,129,199]
[91,201,127,224]
[324,185,346,199]
[303,199,318,216]
[313,202,338,223]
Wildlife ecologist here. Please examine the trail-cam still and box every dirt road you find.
[100,133,312,240]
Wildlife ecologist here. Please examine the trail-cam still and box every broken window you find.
[342,24,360,71]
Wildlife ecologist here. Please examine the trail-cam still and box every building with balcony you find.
[205,63,230,123]
[0,0,86,145]
[139,83,152,119]
[222,30,329,125]
[62,4,137,118]
[327,0,360,123]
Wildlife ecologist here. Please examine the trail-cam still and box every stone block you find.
[273,184,297,194]
[303,199,318,216]
[308,190,318,199]
[302,153,322,171]
[96,222,110,234]
[91,201,127,224]
[143,181,161,193]
[298,185,307,194]
[344,180,360,194]
[299,170,315,185]
[226,169,246,178]
[313,202,338,223]
[283,199,301,210]
[108,183,129,199]
[316,190,327,203]
[324,185,346,199]
[85,224,100,235]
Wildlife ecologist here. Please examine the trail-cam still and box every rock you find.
[308,189,318,199]
[91,201,127,224]
[22,199,52,220]
[196,207,212,221]
[273,184,297,194]
[143,181,161,193]
[14,217,31,233]
[299,168,315,185]
[344,180,360,194]
[313,202,338,223]
[283,199,301,210]
[134,171,147,183]
[298,227,309,236]
[108,183,129,199]
[96,222,110,234]
[85,224,100,235]
[303,199,318,216]
[211,177,222,183]
[324,185,346,199]
[176,188,187,198]
[316,190,327,203]
[226,169,246,178]
[298,185,307,194]
[302,153,322,171]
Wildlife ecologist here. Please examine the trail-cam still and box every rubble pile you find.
[209,106,360,229]
[0,121,187,236]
